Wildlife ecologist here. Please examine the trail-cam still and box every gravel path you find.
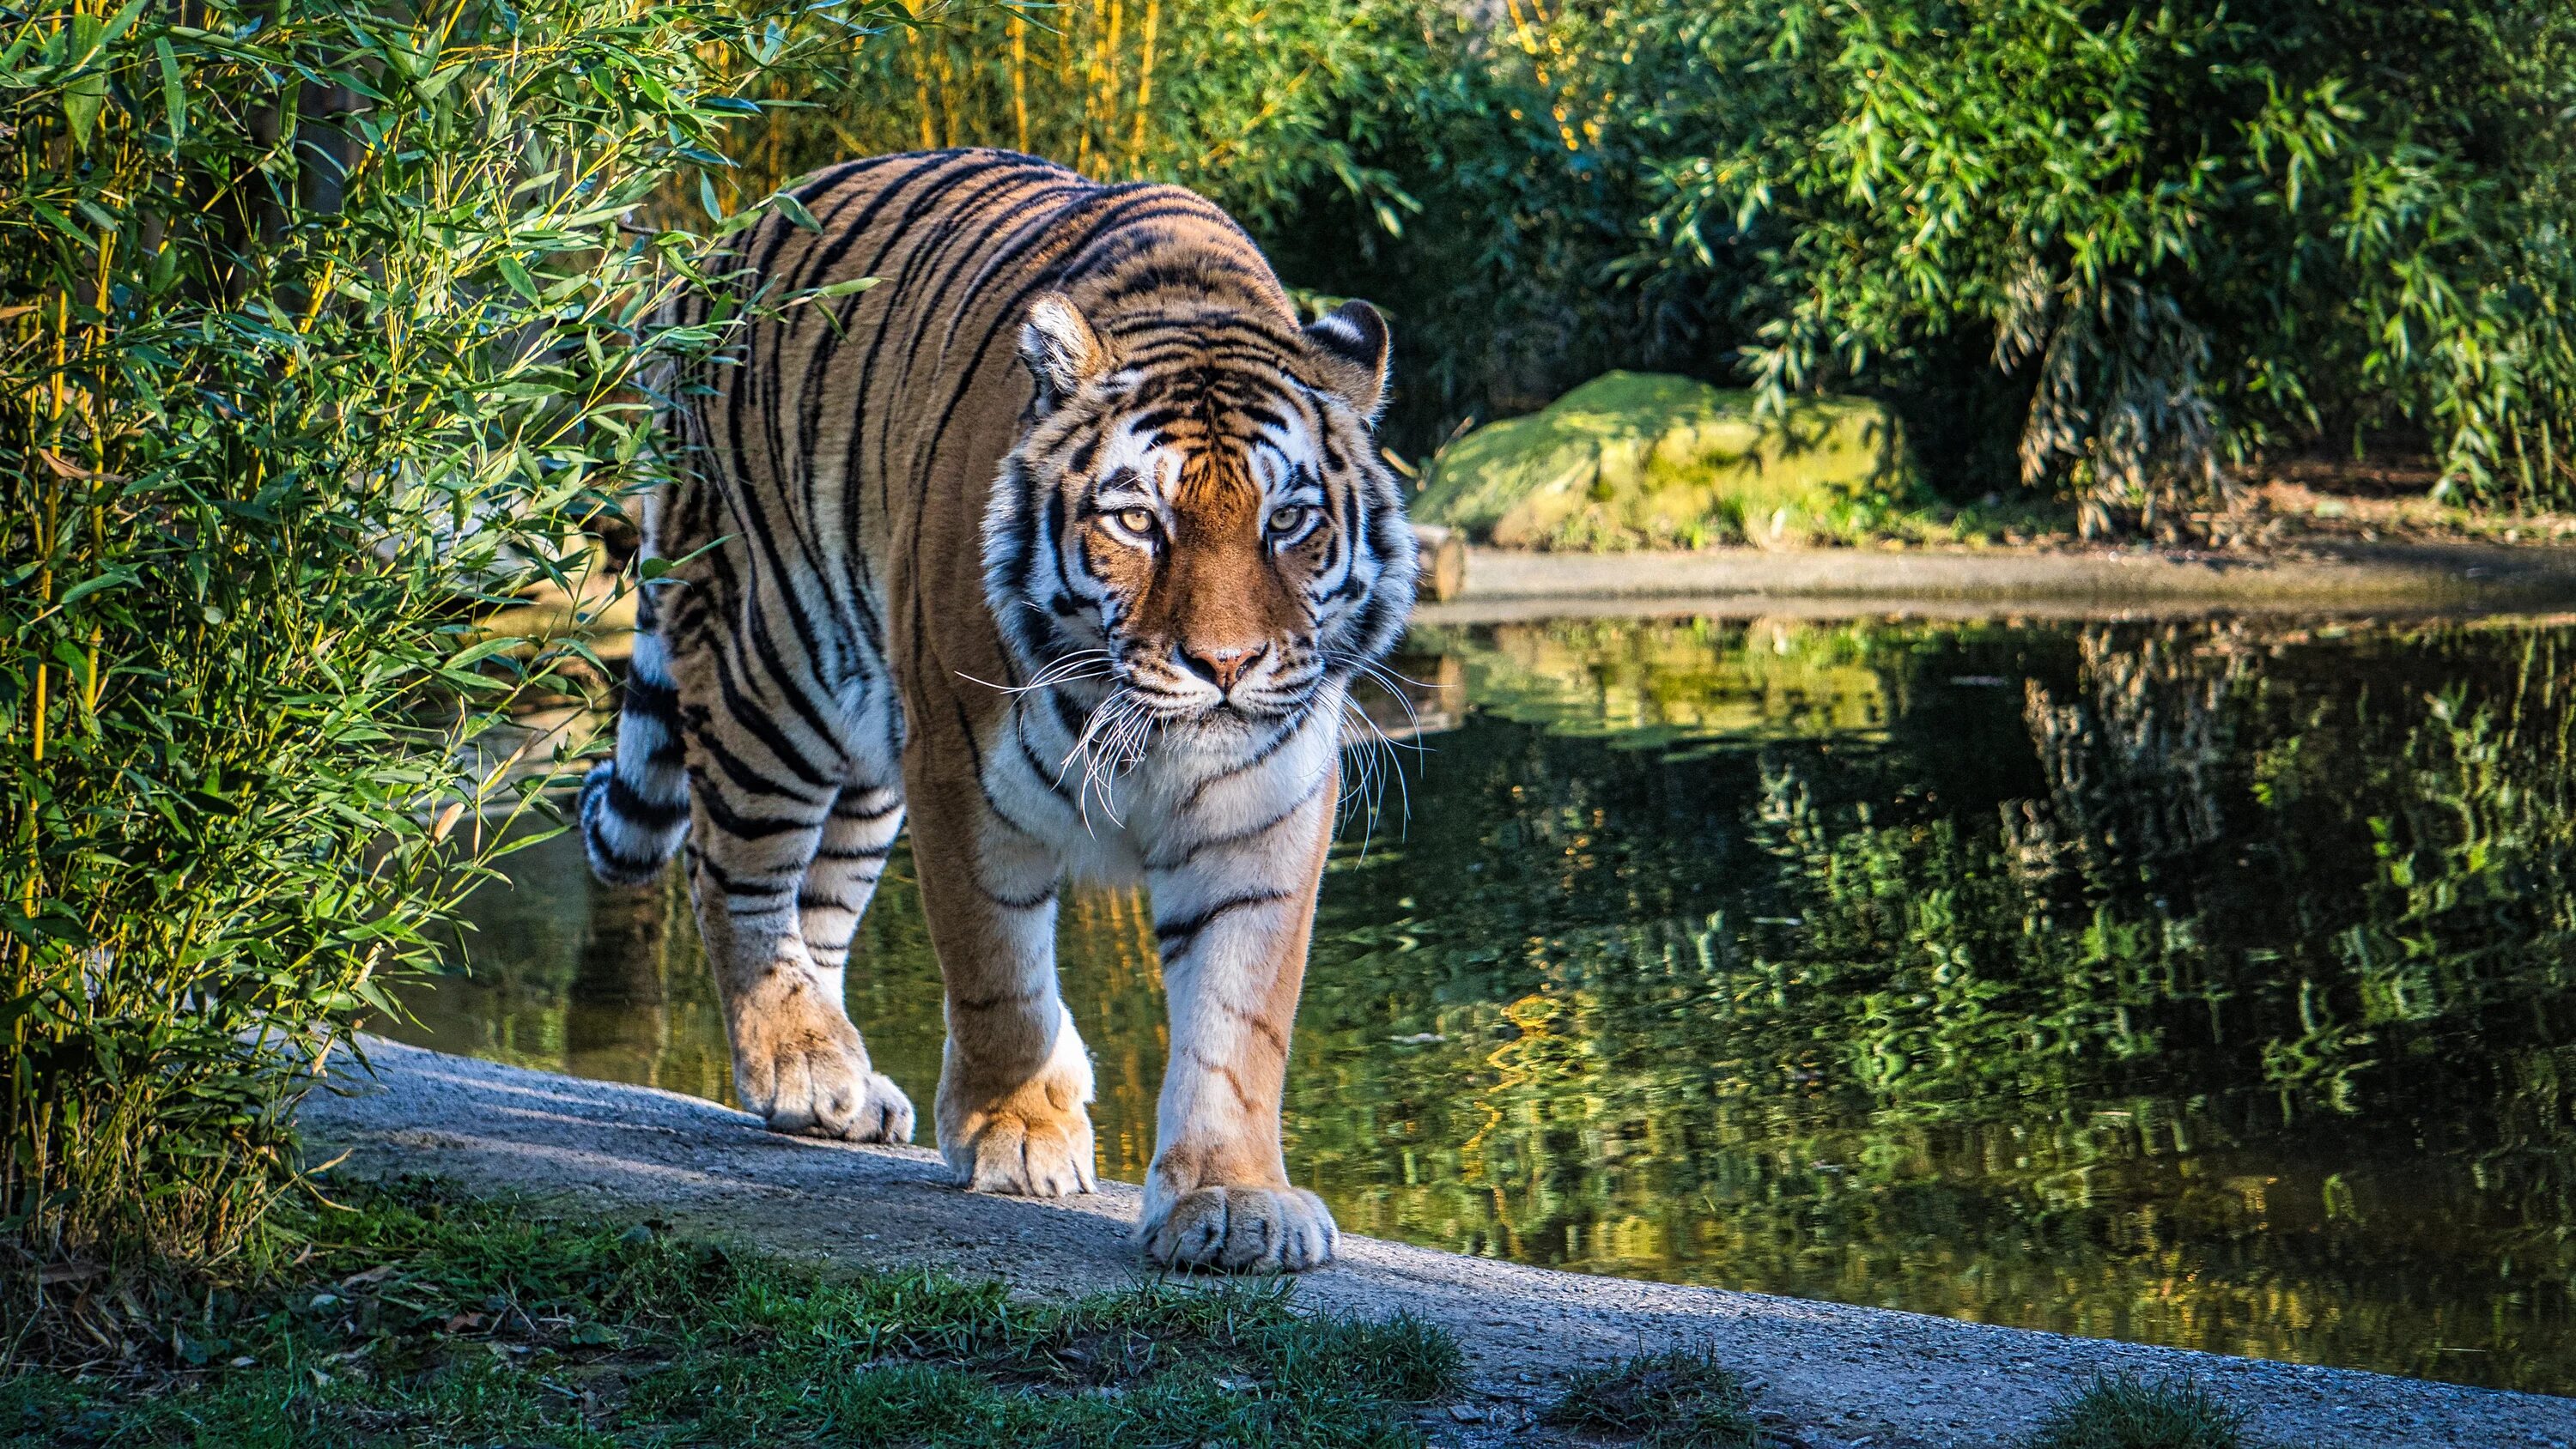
[303,1038,2576,1448]
[1447,541,2576,610]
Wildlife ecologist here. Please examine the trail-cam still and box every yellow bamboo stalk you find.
[1056,3,1078,133]
[932,45,959,149]
[908,29,936,151]
[1099,0,1126,166]
[1009,14,1030,155]
[1126,0,1159,176]
[31,287,67,768]
[1073,0,1104,176]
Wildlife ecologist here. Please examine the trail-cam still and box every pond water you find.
[390,611,2576,1394]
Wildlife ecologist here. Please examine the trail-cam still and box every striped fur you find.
[580,150,1417,1271]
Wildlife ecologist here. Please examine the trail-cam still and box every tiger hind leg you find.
[678,664,913,1143]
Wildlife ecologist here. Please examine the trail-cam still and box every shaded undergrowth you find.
[2024,1374,2250,1449]
[1540,1346,1763,1449]
[1539,1355,2260,1449]
[0,1179,1459,1447]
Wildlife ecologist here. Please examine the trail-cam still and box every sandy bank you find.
[1443,541,2576,613]
[304,1038,2576,1449]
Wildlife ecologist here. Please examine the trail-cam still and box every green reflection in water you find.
[390,615,2576,1393]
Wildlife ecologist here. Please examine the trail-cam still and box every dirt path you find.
[305,1038,2576,1449]
[1444,541,2576,612]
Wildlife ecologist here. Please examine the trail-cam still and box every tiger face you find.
[983,293,1417,734]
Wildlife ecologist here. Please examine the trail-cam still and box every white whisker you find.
[960,648,1116,697]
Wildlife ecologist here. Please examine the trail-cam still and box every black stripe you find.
[694,780,823,841]
[697,724,828,806]
[1156,888,1293,955]
[690,849,797,900]
[1178,702,1318,812]
[981,882,1058,912]
[1146,767,1327,870]
[814,846,891,864]
[604,773,687,830]
[705,639,840,792]
[739,602,853,763]
[832,791,904,822]
[1012,705,1080,807]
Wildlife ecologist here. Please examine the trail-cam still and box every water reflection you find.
[393,614,2576,1393]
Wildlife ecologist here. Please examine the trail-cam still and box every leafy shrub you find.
[683,0,2576,513]
[1266,0,1728,457]
[694,0,1722,460]
[0,0,863,1268]
[1648,0,2576,522]
[702,0,1420,239]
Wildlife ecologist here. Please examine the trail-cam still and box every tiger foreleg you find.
[909,776,1099,1197]
[684,749,914,1143]
[1138,777,1340,1271]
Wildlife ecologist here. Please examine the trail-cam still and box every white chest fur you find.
[979,683,1346,886]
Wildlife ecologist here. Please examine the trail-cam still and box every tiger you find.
[577,149,1416,1272]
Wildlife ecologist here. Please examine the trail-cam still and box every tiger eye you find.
[1267,506,1309,535]
[1115,506,1157,536]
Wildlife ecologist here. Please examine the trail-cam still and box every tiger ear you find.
[1303,300,1389,421]
[1019,292,1111,405]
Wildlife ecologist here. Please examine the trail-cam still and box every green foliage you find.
[0,0,869,1264]
[0,1179,1461,1446]
[668,0,2576,511]
[1647,0,2576,519]
[1540,1346,1760,1449]
[1260,0,1733,455]
[694,0,1718,459]
[701,0,1420,239]
[2021,1375,2245,1449]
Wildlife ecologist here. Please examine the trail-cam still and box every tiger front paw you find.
[936,1007,1098,1197]
[1140,1183,1339,1273]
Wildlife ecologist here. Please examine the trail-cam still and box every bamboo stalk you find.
[1098,0,1125,167]
[1010,13,1030,155]
[932,44,959,149]
[908,28,936,151]
[1073,0,1103,175]
[1126,0,1159,176]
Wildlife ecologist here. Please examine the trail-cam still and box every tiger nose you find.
[1177,642,1267,694]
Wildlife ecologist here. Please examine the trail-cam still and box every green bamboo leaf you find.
[443,638,519,671]
[59,567,142,607]
[772,191,822,232]
[94,0,150,46]
[493,254,539,300]
[64,68,106,152]
[155,37,184,141]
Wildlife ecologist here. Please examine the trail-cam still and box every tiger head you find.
[983,292,1417,734]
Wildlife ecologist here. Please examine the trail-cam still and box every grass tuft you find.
[1540,1344,1761,1449]
[0,1178,1460,1448]
[2023,1373,2247,1449]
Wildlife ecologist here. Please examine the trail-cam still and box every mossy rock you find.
[1413,372,1909,550]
